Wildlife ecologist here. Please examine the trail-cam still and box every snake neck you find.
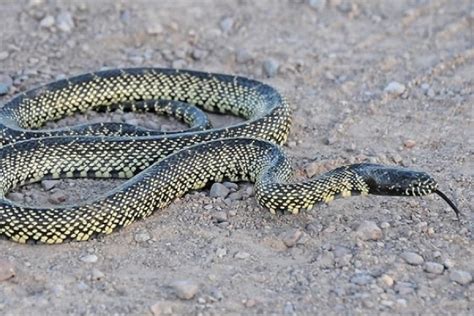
[255,162,370,214]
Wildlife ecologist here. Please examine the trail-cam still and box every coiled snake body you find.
[0,68,459,244]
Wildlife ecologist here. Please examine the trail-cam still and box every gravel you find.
[171,280,199,300]
[449,270,472,285]
[401,252,424,265]
[356,221,383,241]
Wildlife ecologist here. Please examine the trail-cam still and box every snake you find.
[0,68,460,244]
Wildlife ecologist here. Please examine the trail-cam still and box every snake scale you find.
[0,68,459,244]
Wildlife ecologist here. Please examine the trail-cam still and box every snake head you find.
[355,163,460,218]
[359,164,437,197]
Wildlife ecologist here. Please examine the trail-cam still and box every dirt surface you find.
[0,0,473,315]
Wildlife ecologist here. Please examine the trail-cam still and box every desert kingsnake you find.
[0,68,459,244]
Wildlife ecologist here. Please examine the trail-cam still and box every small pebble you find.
[318,252,335,268]
[150,301,174,316]
[48,191,67,204]
[41,180,59,191]
[210,183,230,198]
[403,139,416,149]
[0,51,9,61]
[134,232,151,242]
[283,302,295,314]
[244,298,258,308]
[0,259,15,281]
[219,17,234,33]
[56,11,75,32]
[281,229,303,247]
[216,247,227,258]
[424,262,444,274]
[80,254,98,263]
[356,221,383,241]
[191,48,207,60]
[76,281,89,291]
[147,22,164,35]
[39,15,55,28]
[384,81,406,95]
[209,287,224,301]
[171,59,186,69]
[223,182,239,190]
[263,58,279,77]
[171,280,199,300]
[235,48,253,64]
[449,270,472,285]
[401,251,424,265]
[91,269,105,280]
[212,211,228,223]
[394,282,415,295]
[305,161,324,178]
[228,191,242,201]
[0,74,13,96]
[308,0,326,10]
[443,258,455,269]
[350,273,374,285]
[379,274,394,287]
[7,192,24,202]
[234,251,250,260]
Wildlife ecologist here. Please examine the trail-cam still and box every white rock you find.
[384,81,406,95]
[40,15,55,28]
[234,251,250,260]
[80,254,98,263]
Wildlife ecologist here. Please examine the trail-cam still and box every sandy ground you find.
[0,0,473,315]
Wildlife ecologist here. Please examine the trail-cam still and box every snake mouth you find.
[434,189,461,219]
